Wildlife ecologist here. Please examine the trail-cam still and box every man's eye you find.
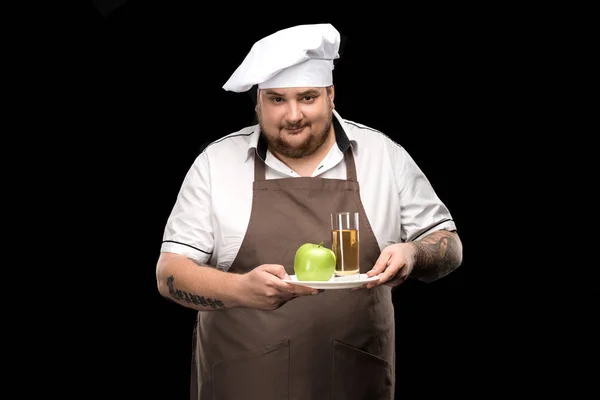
[272,97,283,103]
[303,96,314,101]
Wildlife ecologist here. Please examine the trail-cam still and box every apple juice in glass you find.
[331,212,360,276]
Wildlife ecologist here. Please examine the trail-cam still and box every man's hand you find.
[237,264,320,310]
[363,243,416,289]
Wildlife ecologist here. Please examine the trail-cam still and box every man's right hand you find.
[236,264,320,310]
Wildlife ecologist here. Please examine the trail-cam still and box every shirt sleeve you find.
[390,143,457,242]
[160,151,214,265]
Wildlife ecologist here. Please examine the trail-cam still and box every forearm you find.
[156,252,244,311]
[408,230,463,283]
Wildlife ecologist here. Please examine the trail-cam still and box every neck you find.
[273,125,336,177]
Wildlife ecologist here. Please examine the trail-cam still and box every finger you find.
[382,253,409,286]
[292,284,321,296]
[377,265,401,286]
[278,279,320,296]
[365,266,397,289]
[367,250,391,277]
[260,264,288,280]
[289,289,323,300]
[384,276,406,287]
[384,266,409,287]
[364,278,381,289]
[368,249,408,287]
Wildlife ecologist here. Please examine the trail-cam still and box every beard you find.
[257,103,333,159]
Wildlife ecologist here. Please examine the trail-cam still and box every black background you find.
[78,1,513,398]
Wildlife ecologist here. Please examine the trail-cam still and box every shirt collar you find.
[249,110,355,161]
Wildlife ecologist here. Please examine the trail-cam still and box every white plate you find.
[286,273,379,289]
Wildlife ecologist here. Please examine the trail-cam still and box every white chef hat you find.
[222,23,341,93]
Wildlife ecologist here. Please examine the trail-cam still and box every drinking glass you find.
[330,212,360,276]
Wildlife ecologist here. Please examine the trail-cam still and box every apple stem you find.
[318,241,323,247]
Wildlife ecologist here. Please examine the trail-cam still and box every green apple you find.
[294,241,336,281]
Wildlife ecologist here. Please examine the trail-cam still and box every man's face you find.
[256,86,335,159]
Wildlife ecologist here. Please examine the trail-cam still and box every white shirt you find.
[161,110,456,271]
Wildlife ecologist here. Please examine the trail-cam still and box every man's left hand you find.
[362,243,416,289]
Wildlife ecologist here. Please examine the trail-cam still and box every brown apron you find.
[190,148,395,400]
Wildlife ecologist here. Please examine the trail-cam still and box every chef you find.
[156,23,463,400]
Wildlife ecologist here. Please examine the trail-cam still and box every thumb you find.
[259,264,290,280]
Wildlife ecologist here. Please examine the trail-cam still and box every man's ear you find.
[329,85,335,108]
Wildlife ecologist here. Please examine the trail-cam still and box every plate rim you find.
[285,273,379,289]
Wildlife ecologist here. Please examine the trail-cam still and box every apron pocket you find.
[331,340,393,400]
[213,339,290,400]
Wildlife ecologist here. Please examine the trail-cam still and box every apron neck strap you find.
[254,146,357,182]
[254,149,267,181]
[343,147,357,182]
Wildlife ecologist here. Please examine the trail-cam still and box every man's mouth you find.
[284,126,305,134]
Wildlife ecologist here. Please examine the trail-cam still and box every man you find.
[156,23,463,400]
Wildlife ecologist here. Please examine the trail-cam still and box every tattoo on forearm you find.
[412,231,462,280]
[166,275,225,308]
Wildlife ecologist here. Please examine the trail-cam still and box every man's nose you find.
[285,102,302,123]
